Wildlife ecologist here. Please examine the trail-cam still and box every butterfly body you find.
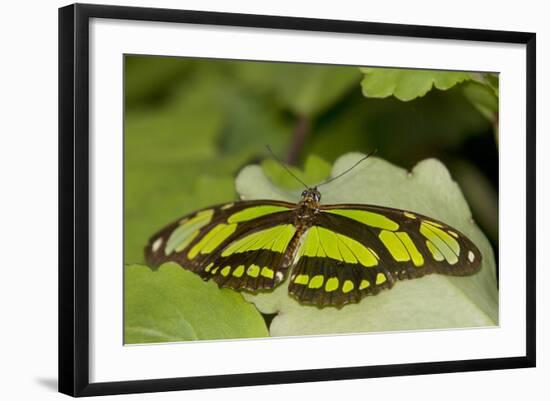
[146,186,481,307]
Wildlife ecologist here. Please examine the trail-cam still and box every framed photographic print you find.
[58,3,536,397]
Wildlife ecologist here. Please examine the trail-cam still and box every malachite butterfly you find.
[145,155,482,307]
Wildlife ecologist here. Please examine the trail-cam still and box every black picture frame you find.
[58,3,536,397]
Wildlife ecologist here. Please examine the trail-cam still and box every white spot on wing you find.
[152,238,163,252]
[468,250,475,262]
[275,271,284,282]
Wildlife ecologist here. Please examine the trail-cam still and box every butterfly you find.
[145,154,482,307]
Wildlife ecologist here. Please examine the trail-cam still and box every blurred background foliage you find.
[124,56,499,272]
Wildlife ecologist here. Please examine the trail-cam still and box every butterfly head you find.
[300,187,321,205]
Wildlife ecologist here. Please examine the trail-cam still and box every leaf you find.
[237,153,498,336]
[360,67,474,101]
[260,154,331,190]
[450,160,499,244]
[216,85,292,158]
[124,263,268,343]
[462,81,499,121]
[125,56,190,107]
[124,79,225,166]
[482,73,499,96]
[233,62,361,116]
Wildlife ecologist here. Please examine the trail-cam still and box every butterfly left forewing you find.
[145,200,298,291]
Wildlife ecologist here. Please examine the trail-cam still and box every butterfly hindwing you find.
[288,225,395,306]
[145,200,298,291]
[288,204,482,306]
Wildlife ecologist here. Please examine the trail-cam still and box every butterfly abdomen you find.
[282,221,309,269]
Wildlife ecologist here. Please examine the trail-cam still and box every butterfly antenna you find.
[318,149,377,187]
[266,145,309,189]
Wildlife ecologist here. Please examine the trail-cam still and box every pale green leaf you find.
[261,154,331,190]
[237,153,498,336]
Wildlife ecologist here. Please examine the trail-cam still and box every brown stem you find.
[286,114,311,166]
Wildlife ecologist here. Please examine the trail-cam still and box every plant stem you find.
[286,114,311,165]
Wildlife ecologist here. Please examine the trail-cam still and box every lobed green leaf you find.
[360,67,474,101]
